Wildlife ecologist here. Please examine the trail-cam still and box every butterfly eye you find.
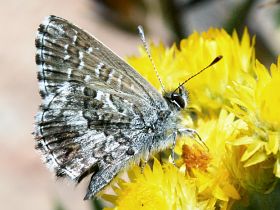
[171,93,185,108]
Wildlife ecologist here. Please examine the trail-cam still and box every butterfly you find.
[34,15,221,200]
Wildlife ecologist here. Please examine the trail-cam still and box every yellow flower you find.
[176,110,243,209]
[103,159,213,210]
[225,57,280,191]
[255,58,280,130]
[100,28,280,209]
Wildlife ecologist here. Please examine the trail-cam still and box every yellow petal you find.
[243,151,268,167]
[241,141,265,162]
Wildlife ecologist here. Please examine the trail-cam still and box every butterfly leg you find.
[141,160,147,174]
[141,147,151,173]
[178,128,200,138]
[178,128,208,150]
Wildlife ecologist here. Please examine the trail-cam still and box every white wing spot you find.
[79,51,84,59]
[67,68,72,78]
[107,69,115,84]
[78,61,85,70]
[39,80,48,92]
[96,91,103,100]
[41,63,53,71]
[64,44,69,50]
[105,93,117,110]
[86,47,93,53]
[41,50,52,56]
[78,51,84,70]
[117,75,123,88]
[36,32,44,42]
[72,35,77,44]
[95,62,104,76]
[84,75,91,82]
[42,16,52,26]
[48,22,64,35]
[64,55,70,60]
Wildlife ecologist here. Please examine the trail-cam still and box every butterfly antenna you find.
[137,25,165,92]
[172,56,223,94]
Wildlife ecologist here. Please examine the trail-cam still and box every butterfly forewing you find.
[35,15,176,199]
[36,16,165,106]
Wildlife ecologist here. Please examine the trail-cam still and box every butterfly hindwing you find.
[34,80,156,182]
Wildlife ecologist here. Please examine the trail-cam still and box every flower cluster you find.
[102,28,280,209]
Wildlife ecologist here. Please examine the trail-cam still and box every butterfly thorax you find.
[142,87,188,153]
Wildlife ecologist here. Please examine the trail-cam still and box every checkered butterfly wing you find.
[34,16,170,199]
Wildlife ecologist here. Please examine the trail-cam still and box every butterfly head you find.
[137,26,222,111]
[165,85,188,110]
[162,56,223,110]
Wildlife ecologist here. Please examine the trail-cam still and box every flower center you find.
[181,144,211,172]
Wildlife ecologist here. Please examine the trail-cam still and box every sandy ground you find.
[0,1,147,209]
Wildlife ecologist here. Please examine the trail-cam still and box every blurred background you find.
[0,0,279,209]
